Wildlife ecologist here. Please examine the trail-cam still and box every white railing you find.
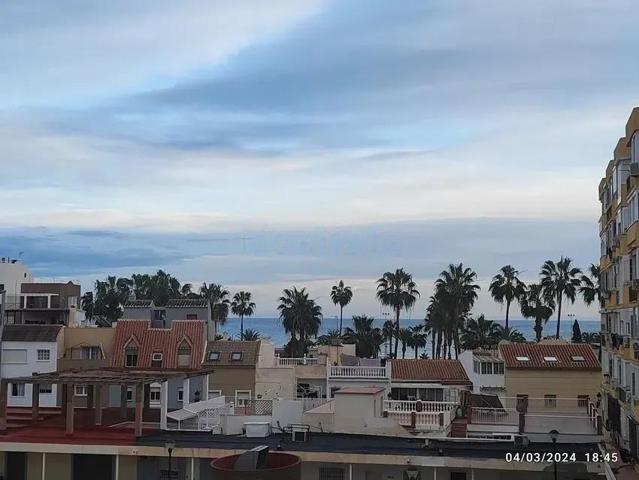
[470,407,519,425]
[384,400,457,413]
[329,365,389,378]
[389,411,446,428]
[197,404,233,431]
[277,357,321,366]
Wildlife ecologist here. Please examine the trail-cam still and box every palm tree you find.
[434,264,480,358]
[81,292,94,323]
[242,328,260,341]
[343,316,384,358]
[382,320,395,357]
[93,276,127,325]
[131,273,151,299]
[460,315,500,350]
[580,264,601,307]
[540,257,582,338]
[149,270,181,306]
[489,265,525,330]
[396,328,413,359]
[316,329,343,346]
[581,331,601,344]
[520,283,555,342]
[277,287,322,357]
[376,269,420,358]
[425,293,447,358]
[408,325,427,359]
[330,281,353,336]
[181,283,194,297]
[200,283,231,328]
[494,325,526,343]
[231,291,256,340]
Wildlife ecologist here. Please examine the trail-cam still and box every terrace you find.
[329,364,390,379]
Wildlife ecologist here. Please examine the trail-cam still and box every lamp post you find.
[165,440,175,480]
[549,429,559,480]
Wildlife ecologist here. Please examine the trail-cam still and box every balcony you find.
[329,365,390,379]
[383,400,457,432]
[276,357,321,366]
[384,399,457,413]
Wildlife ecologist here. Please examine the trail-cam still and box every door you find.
[72,454,112,480]
[6,452,26,480]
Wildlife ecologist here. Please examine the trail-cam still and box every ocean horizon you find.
[218,316,600,351]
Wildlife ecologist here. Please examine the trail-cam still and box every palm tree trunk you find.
[556,293,562,339]
[535,318,542,342]
[414,346,418,359]
[505,300,511,330]
[393,307,400,358]
[431,335,435,359]
[240,314,244,340]
[339,305,343,336]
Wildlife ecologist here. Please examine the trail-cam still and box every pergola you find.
[0,368,214,437]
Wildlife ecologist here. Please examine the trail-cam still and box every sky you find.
[1,0,637,320]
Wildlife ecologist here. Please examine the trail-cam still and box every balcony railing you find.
[471,407,519,425]
[329,365,390,379]
[277,357,321,366]
[384,400,457,413]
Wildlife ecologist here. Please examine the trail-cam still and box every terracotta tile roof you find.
[2,325,63,342]
[203,340,260,366]
[165,298,208,308]
[111,320,205,370]
[498,342,600,370]
[123,299,153,308]
[391,359,472,385]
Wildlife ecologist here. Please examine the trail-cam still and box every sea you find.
[217,316,600,353]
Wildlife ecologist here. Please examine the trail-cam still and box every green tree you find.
[520,283,555,342]
[200,283,230,328]
[425,293,447,359]
[316,329,343,346]
[343,316,384,358]
[277,287,322,357]
[540,257,582,338]
[494,325,526,343]
[382,320,395,357]
[93,276,128,325]
[489,265,525,330]
[396,328,413,359]
[580,264,601,307]
[581,332,601,344]
[408,325,427,359]
[376,269,420,358]
[242,328,260,341]
[434,263,480,358]
[81,292,94,323]
[231,291,256,340]
[572,319,583,343]
[460,315,500,350]
[330,281,353,336]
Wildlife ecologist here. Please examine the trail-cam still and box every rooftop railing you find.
[384,400,457,413]
[277,357,321,366]
[329,365,390,379]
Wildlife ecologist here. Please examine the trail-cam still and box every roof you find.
[333,387,385,395]
[391,359,472,385]
[203,340,260,366]
[123,299,153,308]
[111,320,205,370]
[165,298,209,308]
[2,368,204,385]
[20,282,80,297]
[498,342,600,370]
[2,325,63,342]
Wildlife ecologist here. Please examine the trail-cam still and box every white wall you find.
[458,350,504,397]
[0,260,33,305]
[1,341,58,407]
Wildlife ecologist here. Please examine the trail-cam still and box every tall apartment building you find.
[599,107,639,458]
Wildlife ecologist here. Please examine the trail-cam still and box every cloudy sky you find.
[1,0,637,319]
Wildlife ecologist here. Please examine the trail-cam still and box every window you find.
[208,351,220,361]
[39,384,53,394]
[126,387,133,402]
[480,362,493,374]
[231,352,243,361]
[26,295,48,309]
[186,314,198,320]
[473,360,480,374]
[544,394,557,408]
[178,388,184,402]
[208,390,222,398]
[319,467,345,480]
[151,352,163,368]
[81,346,101,359]
[493,362,504,374]
[11,383,25,397]
[543,356,558,362]
[578,395,589,408]
[177,340,192,367]
[235,390,251,407]
[150,387,161,403]
[125,341,138,367]
[3,349,27,364]
[515,356,529,362]
[571,355,585,362]
[75,385,88,397]
[37,349,50,361]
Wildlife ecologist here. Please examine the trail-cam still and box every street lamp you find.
[165,440,176,480]
[549,429,559,480]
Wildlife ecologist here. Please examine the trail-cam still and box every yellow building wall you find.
[505,369,601,404]
[26,452,42,480]
[119,454,138,480]
[45,453,71,480]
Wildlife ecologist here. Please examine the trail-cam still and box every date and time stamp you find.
[504,452,618,464]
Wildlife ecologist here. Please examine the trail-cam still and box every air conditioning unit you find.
[291,425,310,443]
[513,435,530,447]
